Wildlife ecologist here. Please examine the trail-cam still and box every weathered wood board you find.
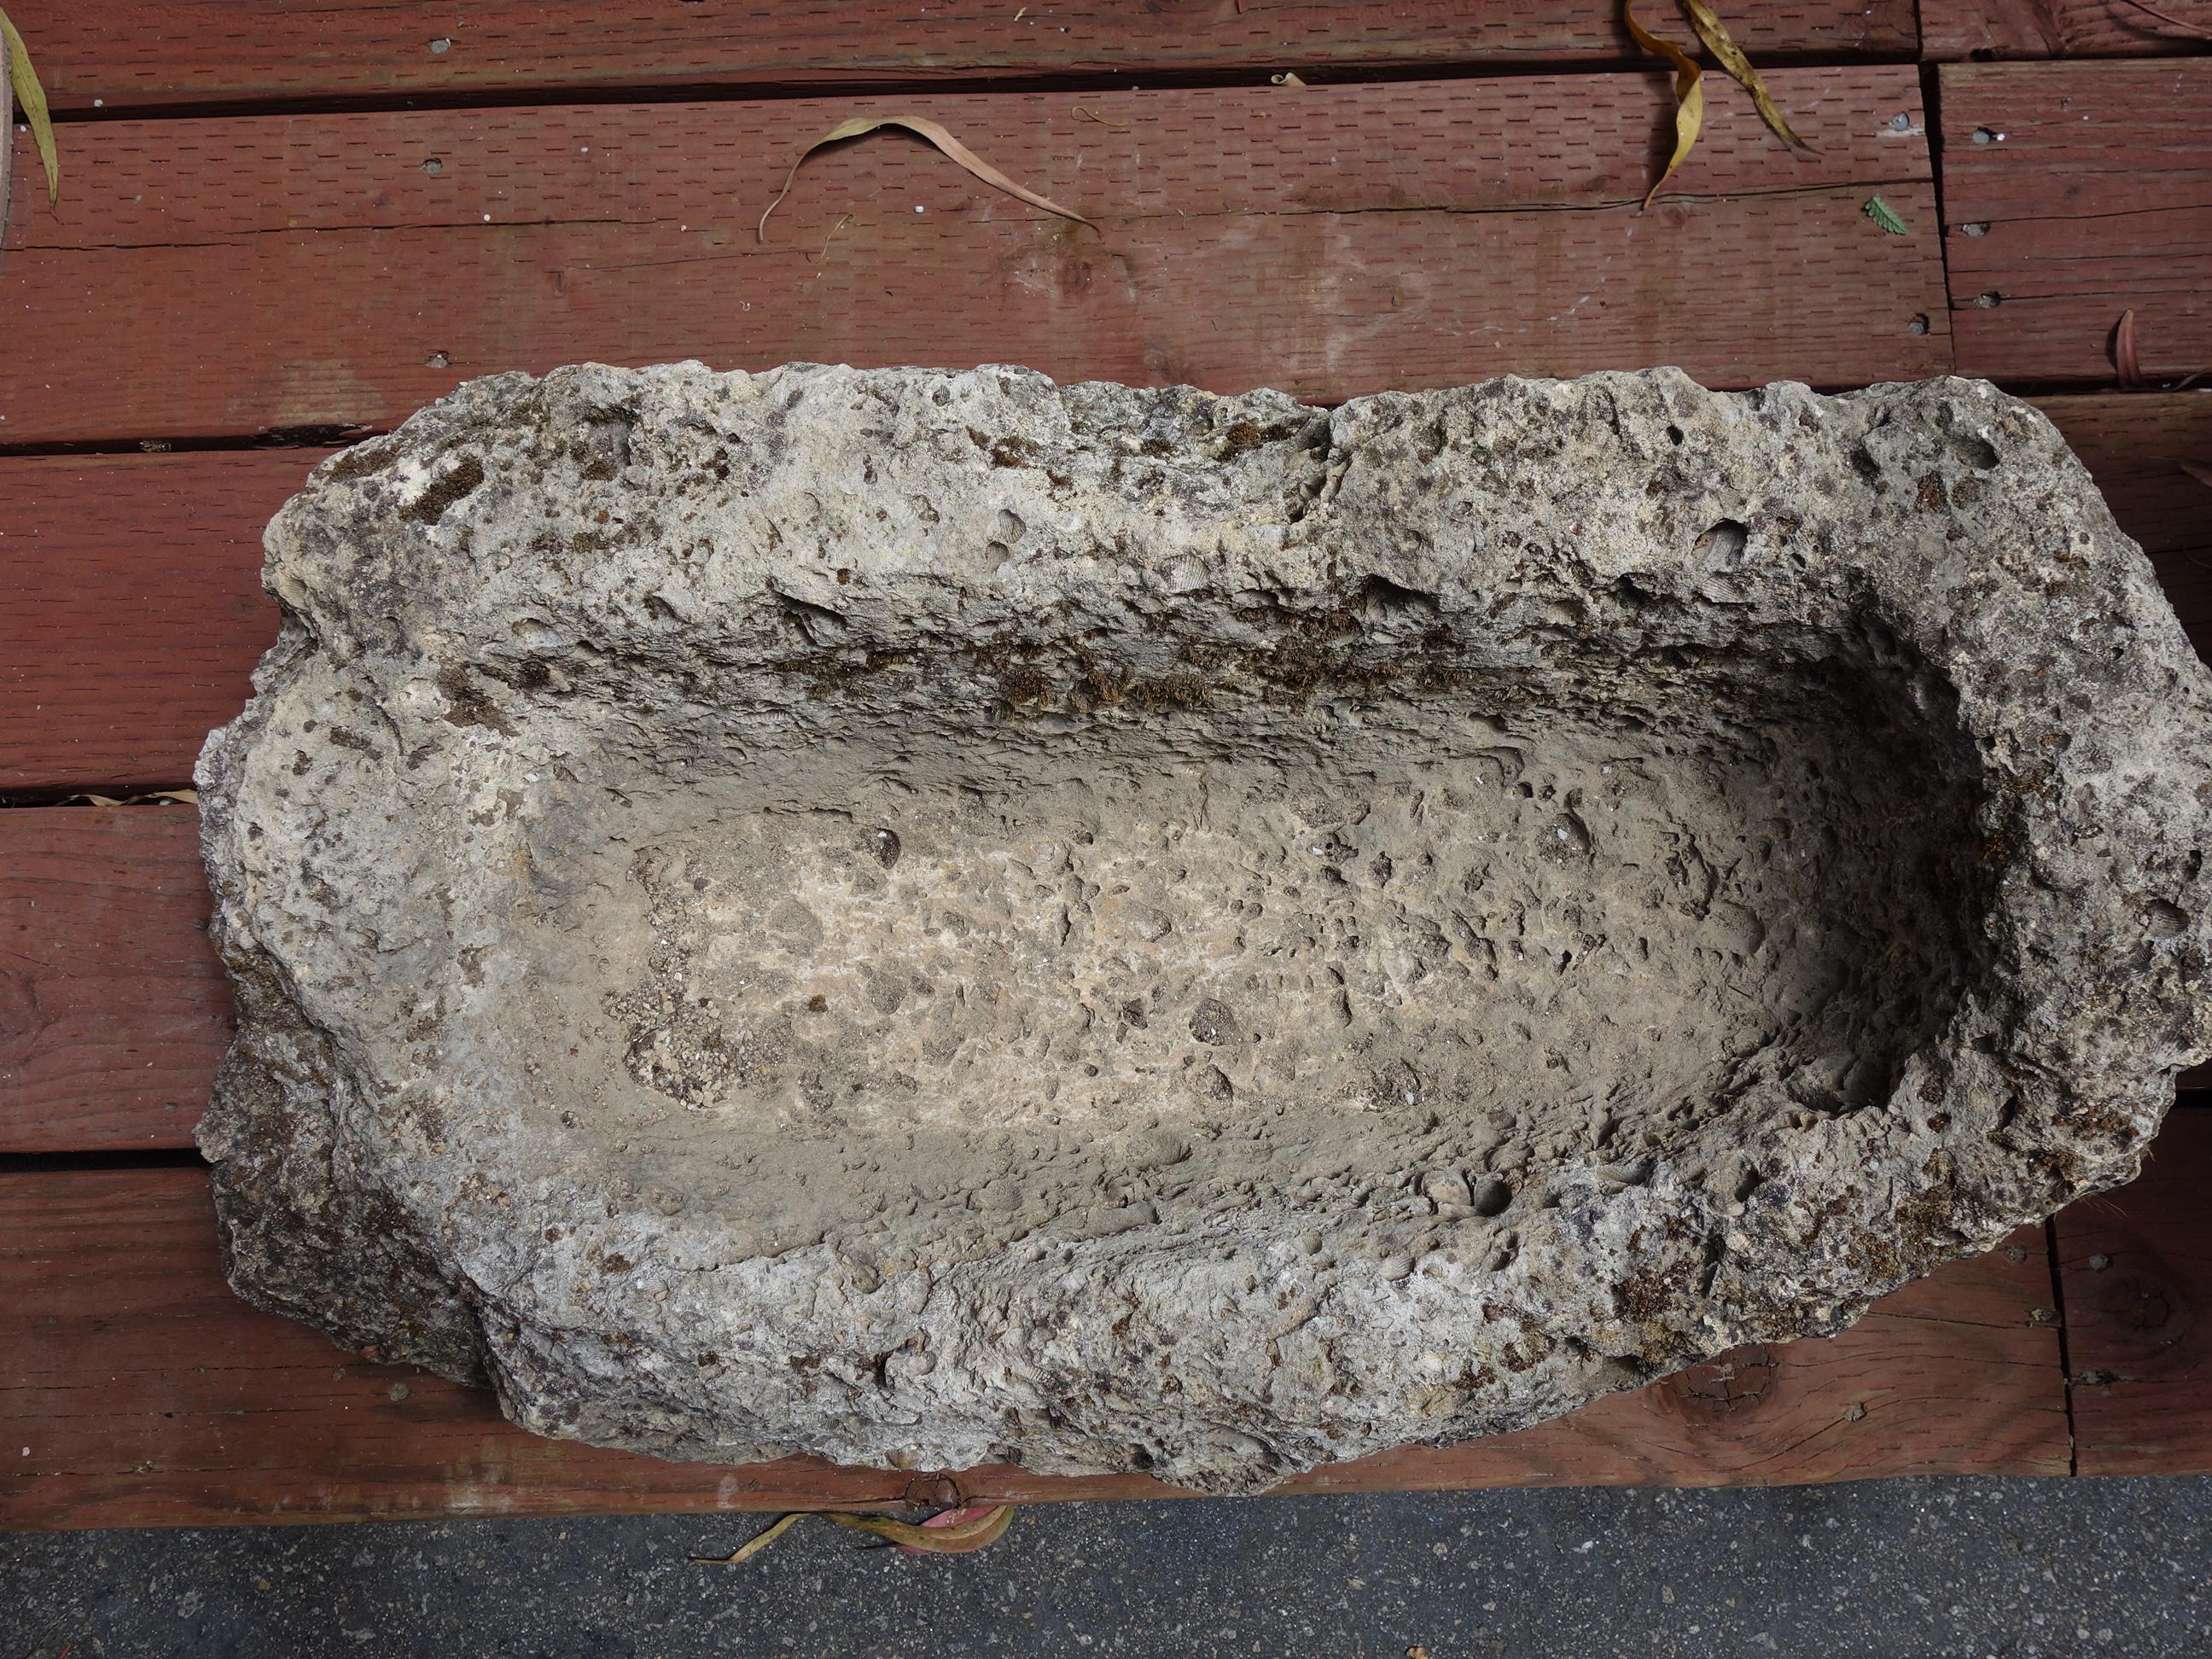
[4,1,1919,112]
[1942,60,2212,383]
[0,452,299,795]
[2058,1107,2212,1477]
[0,807,229,1153]
[1923,0,2212,61]
[0,1168,2064,1531]
[3,70,1947,444]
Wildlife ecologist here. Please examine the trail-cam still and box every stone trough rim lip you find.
[194,359,2212,1493]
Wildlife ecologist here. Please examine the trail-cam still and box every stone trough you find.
[196,362,2212,1494]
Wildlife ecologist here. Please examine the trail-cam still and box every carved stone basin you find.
[197,362,2212,1493]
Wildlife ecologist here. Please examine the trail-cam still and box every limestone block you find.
[195,363,2212,1493]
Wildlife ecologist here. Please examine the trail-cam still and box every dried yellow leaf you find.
[759,115,1091,242]
[1,5,59,204]
[824,1503,1015,1553]
[2115,308,2142,386]
[1623,0,1704,210]
[692,1511,804,1566]
[1679,0,1817,153]
[690,1502,1016,1565]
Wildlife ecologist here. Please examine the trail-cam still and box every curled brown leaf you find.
[759,115,1091,242]
[1624,0,1705,210]
[826,1503,1015,1553]
[692,1511,804,1566]
[2114,0,2212,38]
[1679,0,1817,152]
[691,1502,1016,1565]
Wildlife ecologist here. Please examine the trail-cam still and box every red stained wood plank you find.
[1,70,1949,445]
[0,451,302,795]
[0,807,227,1153]
[1941,60,2212,382]
[0,1167,2064,1530]
[3,1,1918,114]
[1923,0,2212,61]
[2057,1106,2212,1476]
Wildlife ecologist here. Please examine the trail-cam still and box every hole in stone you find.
[1951,433,2000,471]
[1470,1176,1513,1218]
[1694,519,1750,571]
[1358,573,1441,625]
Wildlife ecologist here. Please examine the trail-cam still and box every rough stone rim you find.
[195,362,2212,1494]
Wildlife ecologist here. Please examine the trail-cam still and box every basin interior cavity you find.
[492,655,1982,1270]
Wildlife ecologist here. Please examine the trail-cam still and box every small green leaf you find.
[1863,195,1909,236]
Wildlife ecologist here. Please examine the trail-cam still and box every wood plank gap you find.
[0,1148,208,1174]
[2046,1213,2081,1475]
[2,2,1920,117]
[27,51,1932,128]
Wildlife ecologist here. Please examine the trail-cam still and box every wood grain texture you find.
[1,1,1919,114]
[1941,59,2212,381]
[2058,1107,2212,1475]
[0,807,228,1152]
[1,70,1948,445]
[1923,0,2212,61]
[0,1167,2064,1531]
[0,451,301,795]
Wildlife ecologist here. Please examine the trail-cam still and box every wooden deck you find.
[3,3,2209,1530]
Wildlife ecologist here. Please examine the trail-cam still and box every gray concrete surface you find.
[5,1476,2207,1658]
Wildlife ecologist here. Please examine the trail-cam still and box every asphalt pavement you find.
[6,1476,2207,1657]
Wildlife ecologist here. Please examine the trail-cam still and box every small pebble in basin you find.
[196,361,2212,1494]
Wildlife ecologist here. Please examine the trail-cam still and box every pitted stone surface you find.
[196,362,2212,1493]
